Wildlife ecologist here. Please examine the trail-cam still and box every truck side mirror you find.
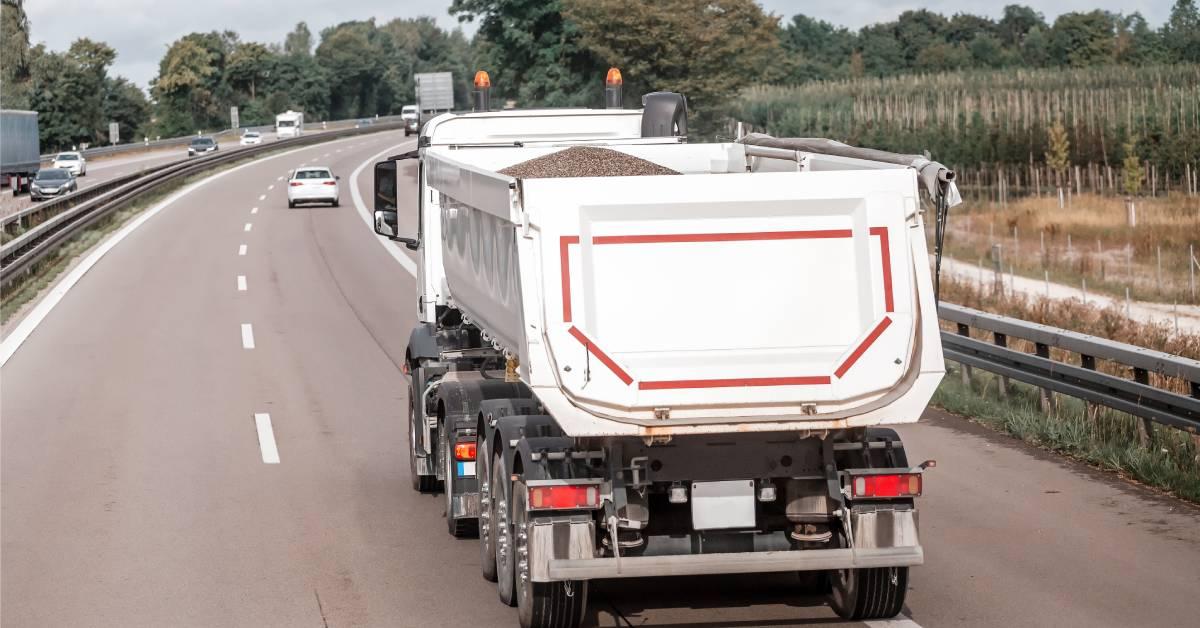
[373,160,419,249]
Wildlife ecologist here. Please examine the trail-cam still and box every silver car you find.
[51,152,87,176]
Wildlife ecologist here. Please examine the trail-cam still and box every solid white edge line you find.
[238,244,248,256]
[865,615,923,628]
[350,141,418,277]
[254,413,281,464]
[244,223,253,232]
[0,132,395,367]
[237,275,247,291]
[240,323,255,349]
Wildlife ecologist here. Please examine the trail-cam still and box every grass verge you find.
[934,363,1200,503]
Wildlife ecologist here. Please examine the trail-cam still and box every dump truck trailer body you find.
[374,97,953,627]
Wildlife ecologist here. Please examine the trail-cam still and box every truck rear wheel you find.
[828,565,908,620]
[478,433,498,581]
[513,478,587,628]
[494,452,517,606]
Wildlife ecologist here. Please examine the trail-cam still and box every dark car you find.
[188,136,218,157]
[30,168,77,201]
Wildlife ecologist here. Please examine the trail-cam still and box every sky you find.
[26,0,1178,90]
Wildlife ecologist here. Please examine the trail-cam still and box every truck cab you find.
[372,73,954,628]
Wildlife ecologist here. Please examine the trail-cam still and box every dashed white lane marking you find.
[865,615,923,628]
[323,153,330,157]
[258,194,266,201]
[244,223,253,232]
[267,184,274,191]
[241,323,255,349]
[254,413,280,464]
[251,207,258,214]
[238,244,248,256]
[237,275,247,291]
[276,176,283,181]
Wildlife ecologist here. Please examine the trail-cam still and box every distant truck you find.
[1,110,40,195]
[414,72,453,121]
[275,110,304,139]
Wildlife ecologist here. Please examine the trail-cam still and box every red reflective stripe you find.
[870,227,894,313]
[639,375,831,390]
[834,316,892,379]
[593,230,853,245]
[568,326,633,385]
[560,236,578,322]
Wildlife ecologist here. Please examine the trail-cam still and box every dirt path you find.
[940,255,1200,335]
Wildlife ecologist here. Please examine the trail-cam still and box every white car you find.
[287,167,340,207]
[240,131,263,146]
[51,151,87,176]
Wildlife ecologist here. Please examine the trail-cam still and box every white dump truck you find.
[372,72,956,628]
[275,110,303,139]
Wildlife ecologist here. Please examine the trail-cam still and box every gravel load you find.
[498,146,679,179]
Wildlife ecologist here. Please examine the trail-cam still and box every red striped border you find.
[558,228,898,389]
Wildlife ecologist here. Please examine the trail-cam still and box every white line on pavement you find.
[241,323,255,349]
[276,176,283,181]
[237,275,247,291]
[268,184,274,191]
[251,207,258,214]
[244,223,253,232]
[258,194,266,201]
[350,141,419,277]
[238,244,248,256]
[254,413,280,464]
[865,615,923,628]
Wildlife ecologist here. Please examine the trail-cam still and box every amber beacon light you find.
[604,67,623,109]
[472,70,491,111]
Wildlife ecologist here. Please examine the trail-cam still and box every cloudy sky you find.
[26,0,1176,90]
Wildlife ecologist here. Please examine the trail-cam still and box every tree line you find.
[2,0,1199,151]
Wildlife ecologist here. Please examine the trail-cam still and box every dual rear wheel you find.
[488,452,587,628]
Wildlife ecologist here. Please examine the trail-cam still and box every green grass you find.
[934,363,1200,503]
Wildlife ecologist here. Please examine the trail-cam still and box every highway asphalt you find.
[2,129,1198,627]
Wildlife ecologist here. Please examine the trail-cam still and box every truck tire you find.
[828,565,908,620]
[443,428,478,538]
[513,478,588,628]
[478,432,498,581]
[408,397,438,493]
[494,452,518,607]
[828,427,910,620]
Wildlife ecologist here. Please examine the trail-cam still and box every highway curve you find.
[2,129,1198,627]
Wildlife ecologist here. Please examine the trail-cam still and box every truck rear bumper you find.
[547,545,923,581]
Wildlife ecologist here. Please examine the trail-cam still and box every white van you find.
[276,110,304,139]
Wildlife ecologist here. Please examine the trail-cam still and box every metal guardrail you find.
[939,302,1200,433]
[37,115,407,161]
[2,122,405,288]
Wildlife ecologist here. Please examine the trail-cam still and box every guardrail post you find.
[1036,342,1055,414]
[993,332,1009,400]
[1081,353,1100,425]
[1133,368,1154,447]
[957,323,972,388]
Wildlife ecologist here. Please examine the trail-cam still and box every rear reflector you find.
[289,182,302,186]
[454,441,476,461]
[851,473,921,499]
[322,181,336,186]
[528,484,601,510]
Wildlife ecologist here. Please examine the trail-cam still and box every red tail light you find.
[454,441,476,461]
[528,483,601,510]
[289,181,302,186]
[850,473,922,499]
[322,181,336,186]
